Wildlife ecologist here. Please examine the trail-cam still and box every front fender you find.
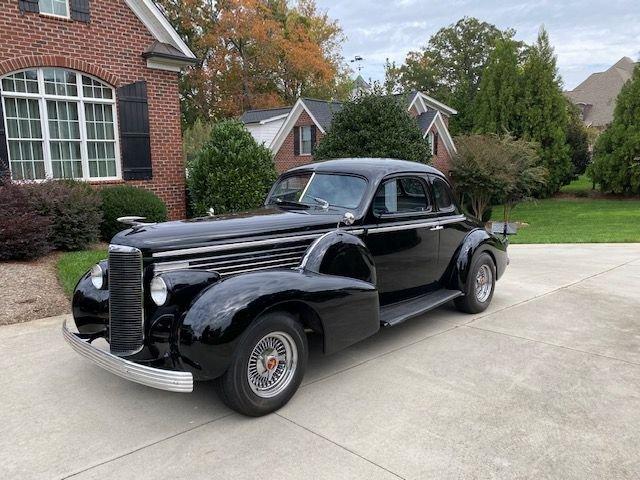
[179,268,379,380]
[447,228,508,292]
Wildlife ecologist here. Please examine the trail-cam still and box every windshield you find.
[267,173,367,209]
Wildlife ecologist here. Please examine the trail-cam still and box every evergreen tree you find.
[588,65,640,194]
[314,94,431,163]
[473,38,522,134]
[518,28,571,195]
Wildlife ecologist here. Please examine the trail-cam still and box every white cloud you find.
[317,0,639,90]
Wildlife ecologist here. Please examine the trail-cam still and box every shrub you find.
[183,118,215,168]
[99,185,167,241]
[588,65,640,194]
[450,134,547,221]
[314,92,431,163]
[28,180,102,251]
[0,181,51,260]
[188,120,277,216]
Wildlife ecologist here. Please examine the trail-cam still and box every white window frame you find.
[299,125,312,156]
[427,131,435,156]
[38,0,70,19]
[1,68,122,182]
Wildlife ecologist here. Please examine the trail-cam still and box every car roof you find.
[286,158,445,181]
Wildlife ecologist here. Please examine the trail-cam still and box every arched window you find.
[0,68,120,180]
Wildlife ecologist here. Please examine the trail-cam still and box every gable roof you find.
[302,98,343,131]
[416,110,437,131]
[240,107,292,124]
[565,56,637,127]
[125,0,196,61]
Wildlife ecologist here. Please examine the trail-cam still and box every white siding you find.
[245,119,285,148]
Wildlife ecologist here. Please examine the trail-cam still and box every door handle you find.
[430,225,444,231]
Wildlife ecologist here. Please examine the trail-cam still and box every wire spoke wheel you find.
[247,331,298,398]
[475,264,493,303]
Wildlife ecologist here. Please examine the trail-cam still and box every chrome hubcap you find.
[247,332,297,398]
[475,264,493,303]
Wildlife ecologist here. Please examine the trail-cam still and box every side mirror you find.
[341,212,355,227]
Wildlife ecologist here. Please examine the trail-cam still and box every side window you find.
[373,177,431,215]
[432,177,456,212]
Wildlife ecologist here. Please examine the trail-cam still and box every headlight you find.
[150,276,169,306]
[90,264,104,289]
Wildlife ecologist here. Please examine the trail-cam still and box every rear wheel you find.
[454,252,496,314]
[216,311,307,416]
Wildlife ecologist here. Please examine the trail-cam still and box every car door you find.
[429,175,467,280]
[364,175,440,305]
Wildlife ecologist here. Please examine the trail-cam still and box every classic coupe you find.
[64,158,508,416]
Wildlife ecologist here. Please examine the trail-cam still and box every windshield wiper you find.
[274,198,310,209]
[311,197,330,209]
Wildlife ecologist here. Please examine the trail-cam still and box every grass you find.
[57,248,108,296]
[560,174,594,195]
[492,198,640,244]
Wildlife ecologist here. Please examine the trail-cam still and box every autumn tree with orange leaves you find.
[156,0,349,126]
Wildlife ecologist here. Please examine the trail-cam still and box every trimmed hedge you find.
[99,185,167,241]
[0,181,52,261]
[29,180,102,251]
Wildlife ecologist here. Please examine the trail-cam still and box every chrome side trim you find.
[152,229,366,259]
[62,321,193,393]
[367,215,466,234]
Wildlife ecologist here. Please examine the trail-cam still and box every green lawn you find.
[559,174,594,195]
[57,248,108,296]
[492,198,640,244]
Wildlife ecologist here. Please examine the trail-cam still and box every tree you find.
[473,38,522,134]
[385,17,513,134]
[156,0,347,125]
[188,120,277,215]
[314,93,431,163]
[450,134,547,221]
[565,100,591,177]
[518,28,571,196]
[588,65,640,194]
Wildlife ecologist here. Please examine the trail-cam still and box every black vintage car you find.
[64,158,508,416]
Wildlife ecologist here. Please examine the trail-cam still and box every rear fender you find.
[446,228,508,292]
[179,268,378,380]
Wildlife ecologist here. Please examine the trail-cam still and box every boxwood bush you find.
[188,120,277,216]
[0,181,52,261]
[99,185,167,241]
[29,180,102,251]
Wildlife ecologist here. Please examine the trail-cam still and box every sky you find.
[316,0,640,91]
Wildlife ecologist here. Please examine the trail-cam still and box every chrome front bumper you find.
[62,320,193,393]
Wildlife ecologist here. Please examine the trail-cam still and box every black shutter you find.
[18,0,39,13]
[117,81,152,180]
[70,0,91,22]
[0,100,9,179]
[310,125,317,155]
[293,126,300,156]
[433,132,439,156]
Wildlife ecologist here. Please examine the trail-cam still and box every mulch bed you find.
[0,253,70,326]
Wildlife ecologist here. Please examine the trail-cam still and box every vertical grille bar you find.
[108,245,144,356]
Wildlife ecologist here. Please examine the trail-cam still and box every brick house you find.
[240,91,457,174]
[0,0,196,219]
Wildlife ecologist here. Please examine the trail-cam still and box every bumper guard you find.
[62,320,193,393]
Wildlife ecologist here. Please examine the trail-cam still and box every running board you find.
[380,289,463,327]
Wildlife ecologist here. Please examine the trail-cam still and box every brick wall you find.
[428,124,452,175]
[0,0,186,219]
[273,111,324,173]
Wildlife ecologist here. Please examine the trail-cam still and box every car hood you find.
[111,207,347,256]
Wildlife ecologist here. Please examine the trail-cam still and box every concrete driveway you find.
[2,244,640,480]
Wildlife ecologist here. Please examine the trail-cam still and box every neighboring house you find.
[0,0,196,219]
[565,57,637,130]
[240,91,457,174]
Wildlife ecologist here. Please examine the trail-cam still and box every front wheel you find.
[454,252,496,314]
[216,311,308,416]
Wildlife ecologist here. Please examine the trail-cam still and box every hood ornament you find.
[337,211,355,229]
[117,216,155,228]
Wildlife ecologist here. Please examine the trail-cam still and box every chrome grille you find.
[108,245,144,356]
[154,239,313,277]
